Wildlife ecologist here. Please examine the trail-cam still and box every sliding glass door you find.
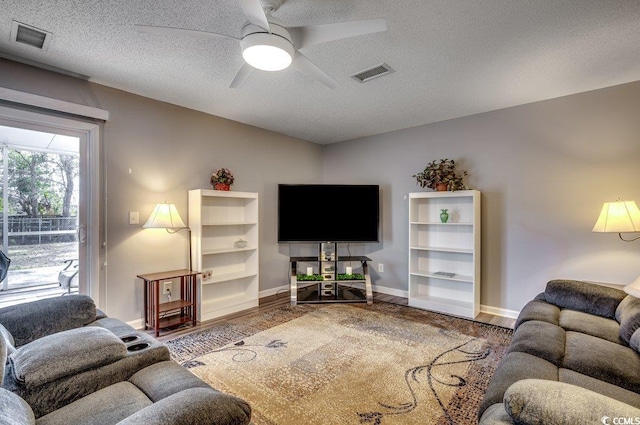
[0,110,99,307]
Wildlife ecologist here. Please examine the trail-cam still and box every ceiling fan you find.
[136,0,387,89]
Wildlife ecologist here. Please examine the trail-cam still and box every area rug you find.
[166,302,512,425]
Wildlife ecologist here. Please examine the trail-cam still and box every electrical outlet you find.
[163,281,172,294]
[378,263,384,273]
[129,211,139,225]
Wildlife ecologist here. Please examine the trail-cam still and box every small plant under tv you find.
[297,274,324,281]
[337,273,366,281]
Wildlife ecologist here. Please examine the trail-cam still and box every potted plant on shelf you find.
[413,159,468,191]
[210,168,234,191]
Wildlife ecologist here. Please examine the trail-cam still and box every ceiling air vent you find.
[11,21,52,50]
[351,63,394,83]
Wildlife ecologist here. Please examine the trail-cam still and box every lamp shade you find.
[592,201,640,233]
[624,275,640,298]
[143,203,186,229]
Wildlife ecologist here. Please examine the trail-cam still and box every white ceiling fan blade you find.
[135,25,238,41]
[291,53,337,89]
[229,62,254,89]
[288,19,386,49]
[238,0,270,31]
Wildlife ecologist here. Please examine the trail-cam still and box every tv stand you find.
[289,244,373,306]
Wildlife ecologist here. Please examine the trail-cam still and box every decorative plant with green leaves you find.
[210,168,235,186]
[337,273,365,281]
[413,159,468,191]
[297,274,324,281]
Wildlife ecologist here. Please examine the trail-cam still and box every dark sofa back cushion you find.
[545,280,626,319]
[0,295,96,346]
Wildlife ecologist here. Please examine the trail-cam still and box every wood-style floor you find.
[154,291,515,343]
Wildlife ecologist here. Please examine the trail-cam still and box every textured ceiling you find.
[0,1,639,144]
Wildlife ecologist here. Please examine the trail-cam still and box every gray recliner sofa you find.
[478,279,640,424]
[0,295,251,425]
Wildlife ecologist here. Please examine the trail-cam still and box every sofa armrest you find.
[0,295,96,346]
[115,388,251,425]
[10,327,126,388]
[545,279,626,318]
[504,379,640,425]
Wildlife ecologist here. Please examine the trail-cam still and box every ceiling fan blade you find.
[229,62,254,89]
[288,19,386,49]
[238,0,270,31]
[291,53,337,89]
[135,25,237,41]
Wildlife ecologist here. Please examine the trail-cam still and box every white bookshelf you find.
[188,189,259,322]
[408,190,480,318]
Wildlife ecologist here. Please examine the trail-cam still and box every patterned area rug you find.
[166,302,512,425]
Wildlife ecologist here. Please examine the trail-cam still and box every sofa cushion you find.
[514,300,560,329]
[0,323,15,357]
[630,328,640,353]
[616,295,640,345]
[507,320,565,366]
[0,295,96,347]
[0,336,5,387]
[559,309,621,343]
[563,331,640,393]
[10,327,126,388]
[478,403,513,425]
[545,279,626,319]
[559,368,640,408]
[0,388,35,425]
[89,317,138,338]
[35,381,152,425]
[0,323,10,386]
[478,352,559,418]
[504,379,640,425]
[128,360,211,402]
[116,388,252,425]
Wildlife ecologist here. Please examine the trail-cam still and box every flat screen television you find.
[278,184,380,243]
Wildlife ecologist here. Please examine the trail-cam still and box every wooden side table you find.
[137,269,199,337]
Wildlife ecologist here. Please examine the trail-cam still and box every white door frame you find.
[0,106,103,308]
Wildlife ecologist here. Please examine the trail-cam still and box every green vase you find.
[440,209,449,223]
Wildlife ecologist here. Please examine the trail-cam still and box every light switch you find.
[129,211,139,225]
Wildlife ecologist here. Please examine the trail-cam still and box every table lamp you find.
[592,200,640,242]
[143,203,192,270]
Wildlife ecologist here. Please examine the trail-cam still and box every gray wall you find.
[323,82,640,313]
[0,59,323,322]
[2,57,640,318]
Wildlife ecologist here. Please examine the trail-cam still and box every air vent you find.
[11,21,52,50]
[351,63,394,83]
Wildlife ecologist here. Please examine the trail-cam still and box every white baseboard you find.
[480,304,520,319]
[259,284,290,298]
[371,284,409,299]
[127,318,145,330]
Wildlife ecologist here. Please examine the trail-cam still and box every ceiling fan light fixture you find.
[241,33,294,71]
